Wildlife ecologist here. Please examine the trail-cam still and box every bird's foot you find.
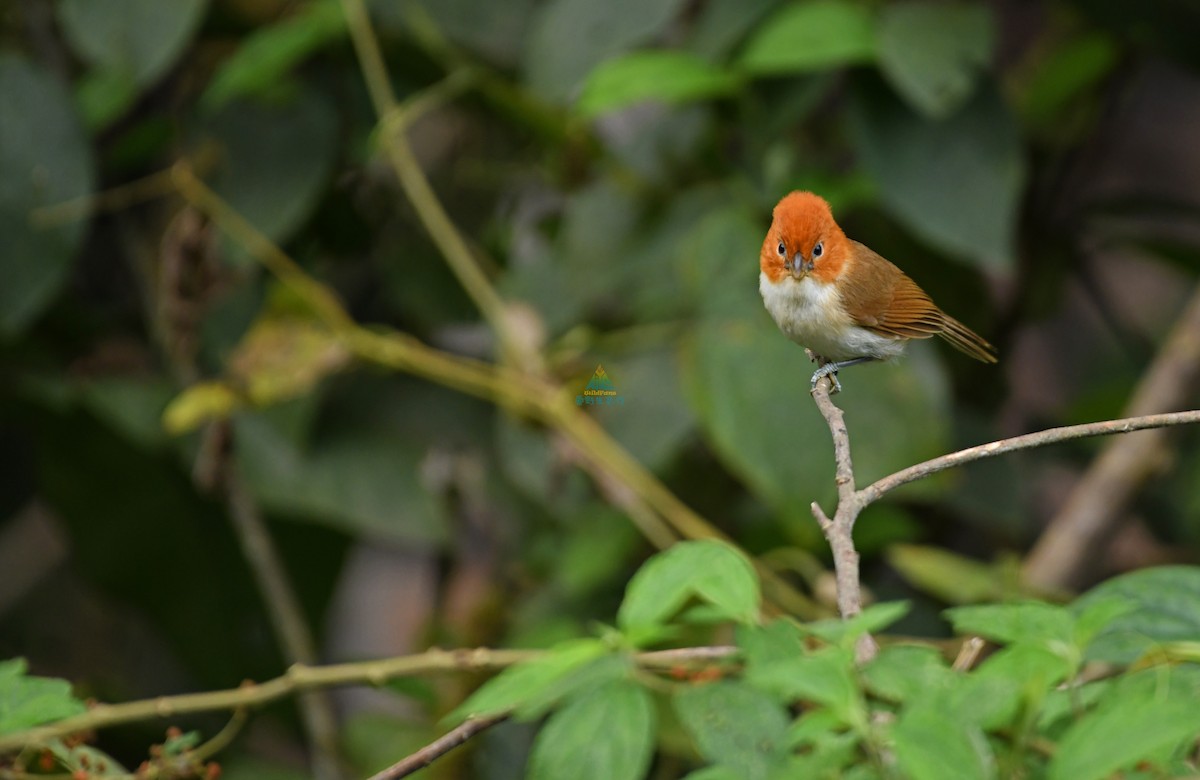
[810,362,843,394]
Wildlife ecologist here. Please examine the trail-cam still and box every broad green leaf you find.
[739,619,805,674]
[0,659,86,735]
[448,639,608,722]
[233,411,445,544]
[57,0,208,86]
[862,645,951,704]
[945,601,1075,649]
[739,0,876,75]
[958,644,1070,729]
[375,0,539,67]
[877,2,993,118]
[203,0,347,109]
[674,681,791,780]
[578,51,738,117]
[1073,566,1200,664]
[689,0,779,61]
[522,0,688,101]
[201,91,338,263]
[528,681,655,780]
[1017,32,1118,127]
[682,768,741,780]
[1048,670,1200,780]
[0,54,95,335]
[849,82,1024,270]
[892,707,995,780]
[746,646,863,725]
[886,544,1006,604]
[618,540,760,633]
[802,601,911,646]
[78,377,176,448]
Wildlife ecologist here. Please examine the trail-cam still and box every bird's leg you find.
[809,357,877,394]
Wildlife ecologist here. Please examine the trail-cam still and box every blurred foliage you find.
[2,0,1200,776]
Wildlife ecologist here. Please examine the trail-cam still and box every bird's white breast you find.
[758,272,905,361]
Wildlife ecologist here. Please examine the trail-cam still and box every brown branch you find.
[1024,285,1200,590]
[365,714,509,780]
[0,646,736,754]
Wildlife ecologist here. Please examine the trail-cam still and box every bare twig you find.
[365,714,509,780]
[0,646,736,753]
[809,375,1200,665]
[1024,285,1200,590]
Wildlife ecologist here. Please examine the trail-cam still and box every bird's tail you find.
[938,313,998,364]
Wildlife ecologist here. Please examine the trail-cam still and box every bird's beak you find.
[789,253,807,280]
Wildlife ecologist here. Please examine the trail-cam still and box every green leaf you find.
[877,2,993,118]
[862,645,951,704]
[233,411,446,544]
[0,53,95,335]
[745,646,864,726]
[448,639,608,722]
[739,0,876,75]
[945,601,1075,649]
[0,658,87,735]
[803,601,911,647]
[1048,670,1200,780]
[57,0,208,86]
[886,544,1006,604]
[849,82,1024,269]
[522,0,689,101]
[618,540,760,633]
[1072,566,1200,664]
[528,680,655,780]
[674,681,791,780]
[201,91,338,263]
[203,1,347,109]
[578,51,738,117]
[891,707,995,780]
[1017,32,1118,127]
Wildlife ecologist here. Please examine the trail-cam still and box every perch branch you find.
[1023,285,1200,590]
[0,647,735,754]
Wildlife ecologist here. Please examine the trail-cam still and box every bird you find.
[759,191,996,392]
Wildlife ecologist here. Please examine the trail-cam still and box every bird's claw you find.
[810,363,842,394]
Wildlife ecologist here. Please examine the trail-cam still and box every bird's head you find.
[759,191,848,285]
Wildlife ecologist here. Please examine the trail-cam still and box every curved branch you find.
[366,714,508,780]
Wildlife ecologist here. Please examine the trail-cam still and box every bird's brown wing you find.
[841,241,997,363]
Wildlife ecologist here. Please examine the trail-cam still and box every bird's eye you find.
[776,241,786,257]
[813,241,824,258]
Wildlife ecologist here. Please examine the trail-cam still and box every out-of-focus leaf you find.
[528,681,655,780]
[57,0,208,86]
[1048,669,1200,780]
[945,602,1075,649]
[746,646,863,726]
[1073,565,1200,664]
[163,382,242,435]
[877,2,993,118]
[227,316,352,405]
[892,707,995,780]
[739,0,876,76]
[340,713,435,778]
[202,91,338,263]
[674,681,791,780]
[689,0,780,61]
[375,0,538,66]
[0,54,95,335]
[577,51,738,117]
[1017,31,1118,127]
[448,639,608,722]
[75,67,140,129]
[886,544,1006,604]
[0,659,86,735]
[203,0,346,109]
[618,540,760,633]
[862,645,952,704]
[233,412,445,543]
[802,601,911,647]
[849,83,1024,270]
[585,347,694,470]
[78,377,176,448]
[522,0,688,101]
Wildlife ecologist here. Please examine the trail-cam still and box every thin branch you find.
[365,714,509,780]
[1024,284,1200,589]
[0,647,736,754]
[861,411,1200,504]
